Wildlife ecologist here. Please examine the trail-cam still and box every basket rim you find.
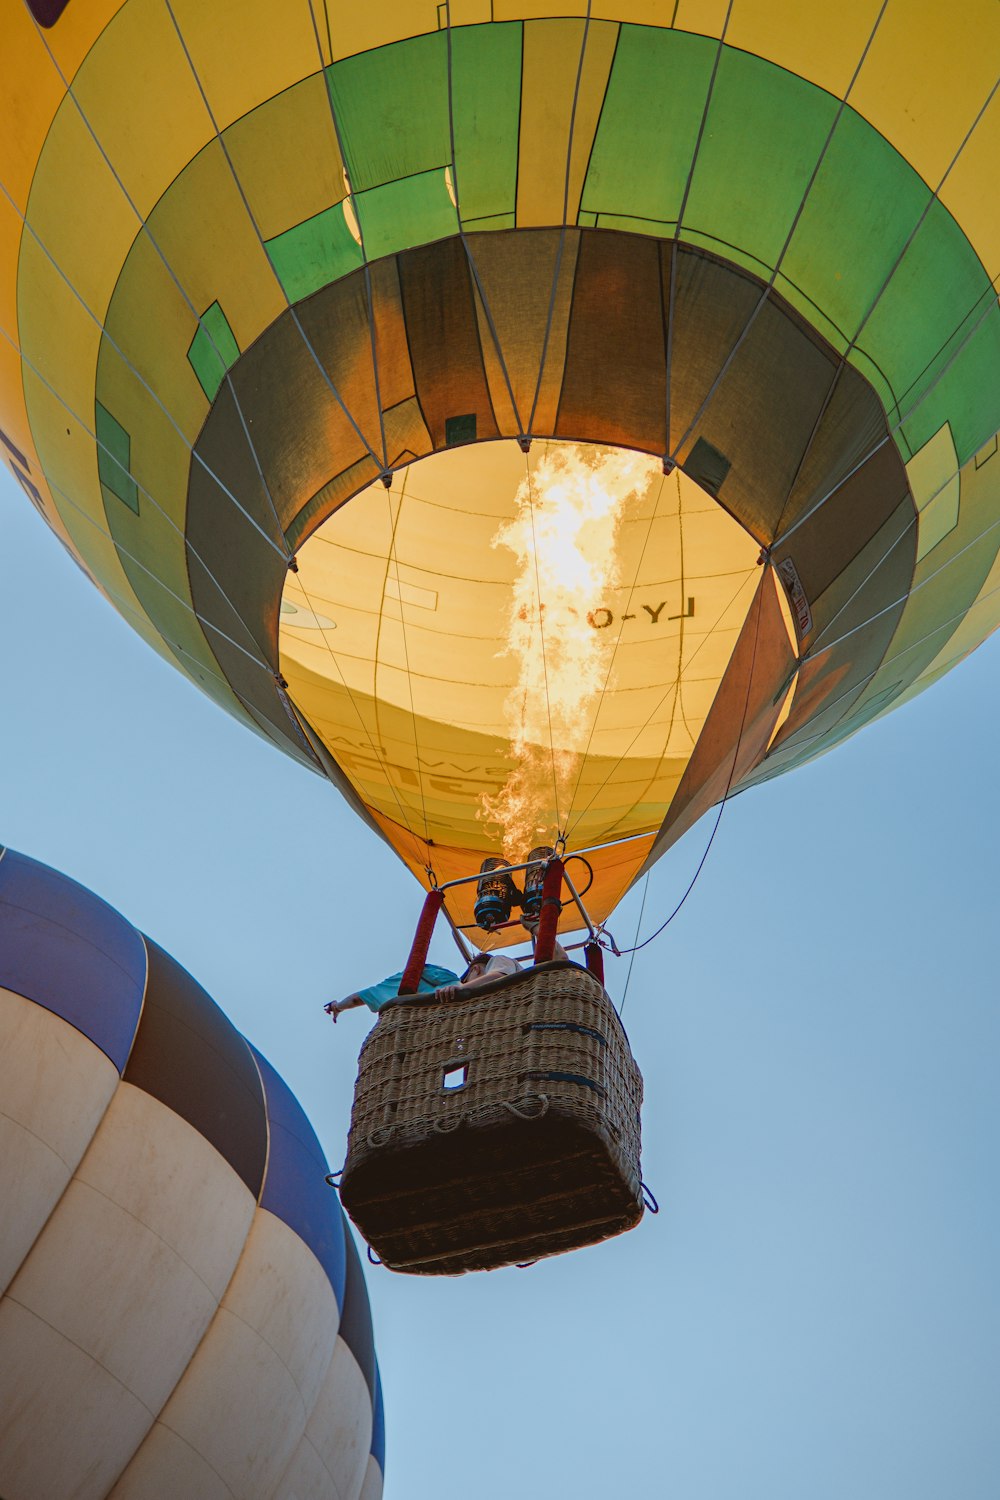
[377,959,634,1045]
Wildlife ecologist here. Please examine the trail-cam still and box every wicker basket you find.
[339,961,644,1274]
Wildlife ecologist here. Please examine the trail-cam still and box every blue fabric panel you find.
[251,1046,347,1307]
[0,849,146,1072]
[370,1366,386,1473]
[126,941,268,1196]
[357,963,459,1011]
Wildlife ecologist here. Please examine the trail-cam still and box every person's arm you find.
[324,993,365,1022]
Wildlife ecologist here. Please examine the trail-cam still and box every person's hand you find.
[324,1001,340,1022]
[434,984,461,1002]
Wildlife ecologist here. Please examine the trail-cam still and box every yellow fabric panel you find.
[0,197,73,551]
[70,0,215,220]
[136,139,286,366]
[16,240,145,614]
[516,20,619,229]
[325,0,448,63]
[16,90,149,607]
[21,101,138,336]
[95,337,211,646]
[638,566,797,869]
[40,0,128,85]
[938,91,1000,280]
[280,442,760,921]
[670,0,731,40]
[168,0,325,133]
[725,0,884,101]
[19,364,149,622]
[99,230,213,444]
[0,7,68,214]
[908,424,960,565]
[494,3,586,16]
[225,74,347,243]
[850,3,1000,193]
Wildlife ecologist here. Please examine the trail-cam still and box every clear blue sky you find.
[3,468,999,1499]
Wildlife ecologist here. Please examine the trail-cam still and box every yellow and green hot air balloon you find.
[3,0,999,940]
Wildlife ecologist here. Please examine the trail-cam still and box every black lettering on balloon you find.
[642,601,667,623]
[0,426,30,472]
[588,607,613,628]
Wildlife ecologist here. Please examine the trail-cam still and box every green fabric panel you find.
[186,301,240,401]
[95,400,138,513]
[266,203,364,303]
[581,26,714,229]
[451,23,521,224]
[463,211,516,231]
[899,302,1000,464]
[780,109,931,350]
[860,205,1000,464]
[770,271,848,354]
[682,47,838,270]
[355,169,458,262]
[328,31,450,194]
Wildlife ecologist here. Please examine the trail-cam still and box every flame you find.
[480,443,660,856]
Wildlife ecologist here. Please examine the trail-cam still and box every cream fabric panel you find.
[143,1211,341,1500]
[303,1337,375,1500]
[108,1423,232,1500]
[74,1083,257,1305]
[0,1084,256,1498]
[0,1297,151,1500]
[357,1455,385,1500]
[0,989,118,1297]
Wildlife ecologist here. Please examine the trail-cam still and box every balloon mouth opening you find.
[278,435,766,860]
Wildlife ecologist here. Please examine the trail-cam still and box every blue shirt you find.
[357,963,460,1012]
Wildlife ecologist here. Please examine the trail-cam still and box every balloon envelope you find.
[0,845,385,1500]
[3,3,999,936]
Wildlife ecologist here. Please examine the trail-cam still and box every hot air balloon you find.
[2,3,998,932]
[0,845,385,1500]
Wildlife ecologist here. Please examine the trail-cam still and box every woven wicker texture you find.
[340,962,644,1274]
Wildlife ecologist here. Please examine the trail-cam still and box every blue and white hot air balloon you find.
[0,845,384,1500]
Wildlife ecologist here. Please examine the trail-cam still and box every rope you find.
[304,0,389,471]
[565,566,758,842]
[381,470,432,842]
[665,0,890,471]
[663,0,734,452]
[22,20,295,558]
[0,176,288,562]
[525,2,592,437]
[615,562,771,965]
[0,320,280,673]
[361,1092,551,1148]
[777,272,1000,553]
[617,872,649,1017]
[443,2,526,440]
[563,467,668,830]
[524,450,564,835]
[288,558,429,843]
[161,0,385,474]
[502,1095,550,1121]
